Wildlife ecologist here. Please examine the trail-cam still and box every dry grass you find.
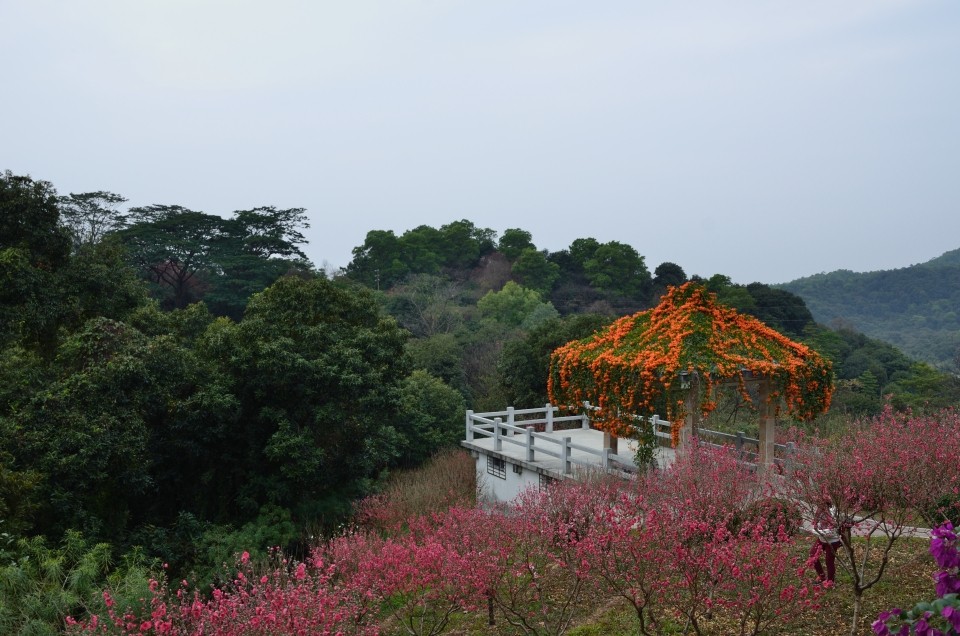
[355,448,477,531]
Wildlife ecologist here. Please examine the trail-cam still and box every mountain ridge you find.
[779,247,960,368]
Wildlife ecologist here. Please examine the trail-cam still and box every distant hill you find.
[779,249,960,369]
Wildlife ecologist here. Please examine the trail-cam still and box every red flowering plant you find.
[547,283,834,444]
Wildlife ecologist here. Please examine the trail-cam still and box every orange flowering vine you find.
[547,283,834,440]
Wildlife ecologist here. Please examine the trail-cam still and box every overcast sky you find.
[3,1,959,284]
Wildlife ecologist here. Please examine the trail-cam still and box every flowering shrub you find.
[547,283,833,440]
[789,408,960,635]
[645,446,821,635]
[66,550,380,636]
[66,448,825,636]
[873,523,960,636]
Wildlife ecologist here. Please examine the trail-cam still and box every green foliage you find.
[477,281,556,327]
[197,275,411,523]
[0,531,118,636]
[802,324,960,416]
[195,504,298,581]
[512,248,561,295]
[347,221,496,289]
[780,253,960,368]
[652,261,687,290]
[11,318,203,542]
[0,171,70,269]
[437,219,496,269]
[120,204,310,316]
[386,274,465,337]
[631,420,658,471]
[57,239,149,330]
[582,240,651,300]
[396,370,467,467]
[497,314,611,407]
[498,228,535,260]
[0,173,72,355]
[406,333,469,398]
[57,191,128,250]
[0,423,40,539]
[567,237,601,269]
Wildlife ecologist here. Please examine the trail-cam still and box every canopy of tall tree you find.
[548,282,834,437]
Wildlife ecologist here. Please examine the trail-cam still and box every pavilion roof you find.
[547,283,833,435]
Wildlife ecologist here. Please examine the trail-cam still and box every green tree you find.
[0,172,71,354]
[120,205,225,309]
[512,247,561,296]
[398,225,444,275]
[395,370,467,466]
[120,205,310,314]
[497,314,611,407]
[386,274,464,337]
[347,229,408,289]
[57,239,148,331]
[477,281,555,327]
[197,275,411,523]
[57,191,128,250]
[498,228,535,261]
[567,237,600,269]
[745,283,813,336]
[437,219,496,270]
[0,532,155,636]
[652,261,687,292]
[707,274,757,314]
[10,318,202,542]
[583,241,651,300]
[406,333,469,398]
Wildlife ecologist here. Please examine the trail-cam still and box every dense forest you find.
[2,169,959,632]
[780,249,960,370]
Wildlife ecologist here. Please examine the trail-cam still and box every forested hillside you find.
[2,169,959,632]
[780,249,960,369]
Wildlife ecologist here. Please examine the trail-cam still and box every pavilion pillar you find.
[680,373,700,448]
[603,431,619,453]
[757,377,776,469]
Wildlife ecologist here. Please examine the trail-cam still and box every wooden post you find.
[494,417,503,452]
[506,406,515,436]
[545,403,554,433]
[757,378,776,469]
[562,436,572,474]
[526,426,535,461]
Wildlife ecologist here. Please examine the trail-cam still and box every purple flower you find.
[872,618,891,636]
[934,571,960,597]
[942,605,960,632]
[931,523,960,571]
[911,615,940,636]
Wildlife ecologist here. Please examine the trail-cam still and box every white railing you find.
[580,400,796,471]
[465,403,672,475]
[697,429,797,472]
[579,400,673,444]
[465,402,796,474]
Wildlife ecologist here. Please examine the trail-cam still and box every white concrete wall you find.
[475,452,544,504]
